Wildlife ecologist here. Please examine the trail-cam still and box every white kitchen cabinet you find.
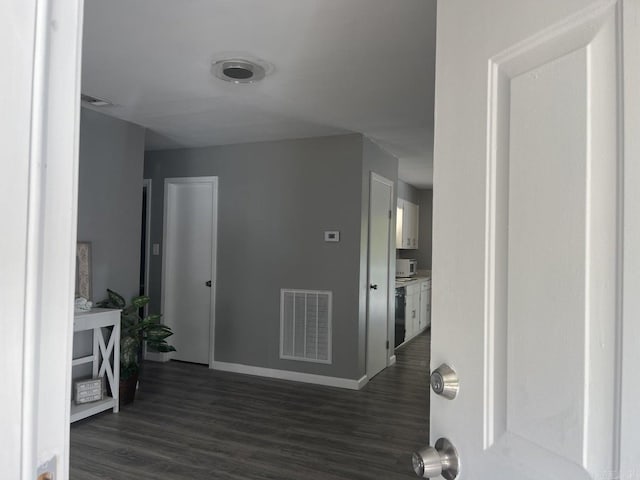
[419,278,431,330]
[405,283,421,340]
[396,198,419,249]
[406,201,419,249]
[396,278,430,348]
[396,200,404,248]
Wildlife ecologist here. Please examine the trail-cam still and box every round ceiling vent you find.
[212,58,268,84]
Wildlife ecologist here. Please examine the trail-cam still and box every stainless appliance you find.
[396,258,417,277]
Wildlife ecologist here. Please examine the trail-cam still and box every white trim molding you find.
[482,0,621,451]
[213,361,369,390]
[620,0,640,475]
[1,0,84,477]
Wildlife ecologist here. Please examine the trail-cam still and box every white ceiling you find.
[81,0,437,188]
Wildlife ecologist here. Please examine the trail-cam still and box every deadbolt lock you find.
[430,364,459,400]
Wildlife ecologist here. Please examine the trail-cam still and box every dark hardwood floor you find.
[70,331,430,480]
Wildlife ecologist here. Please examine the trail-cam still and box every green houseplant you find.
[97,289,175,404]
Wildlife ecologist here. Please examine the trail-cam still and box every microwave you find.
[396,259,417,277]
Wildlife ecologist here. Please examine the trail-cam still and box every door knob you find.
[205,280,212,287]
[430,364,459,400]
[370,284,378,290]
[412,438,460,479]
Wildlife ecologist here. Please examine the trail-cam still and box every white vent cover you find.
[280,289,332,364]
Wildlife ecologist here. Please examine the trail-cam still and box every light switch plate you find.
[324,231,340,242]
[152,243,160,255]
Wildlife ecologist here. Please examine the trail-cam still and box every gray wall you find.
[145,134,367,380]
[359,138,399,369]
[77,108,145,302]
[416,189,433,270]
[397,179,421,205]
[397,180,433,270]
[75,108,145,374]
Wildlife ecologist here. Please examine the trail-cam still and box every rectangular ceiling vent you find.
[280,289,332,364]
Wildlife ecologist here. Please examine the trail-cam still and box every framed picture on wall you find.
[75,241,92,300]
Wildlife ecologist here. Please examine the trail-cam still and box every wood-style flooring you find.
[70,331,430,480]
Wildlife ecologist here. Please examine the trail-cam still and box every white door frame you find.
[1,0,84,478]
[619,0,640,472]
[366,172,394,378]
[161,176,219,367]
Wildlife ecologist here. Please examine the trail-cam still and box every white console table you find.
[71,308,121,423]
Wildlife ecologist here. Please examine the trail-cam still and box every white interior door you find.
[423,1,640,479]
[366,173,393,379]
[163,177,218,365]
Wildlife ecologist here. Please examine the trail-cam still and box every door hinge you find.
[386,340,390,350]
[389,210,392,219]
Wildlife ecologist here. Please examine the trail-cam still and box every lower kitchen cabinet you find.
[405,284,420,339]
[400,278,431,346]
[419,278,431,330]
[395,278,431,347]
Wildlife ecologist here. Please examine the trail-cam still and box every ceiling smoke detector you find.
[212,58,268,84]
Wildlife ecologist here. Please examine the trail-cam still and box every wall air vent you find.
[280,289,332,364]
[80,93,112,107]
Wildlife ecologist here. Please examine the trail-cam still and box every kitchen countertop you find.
[395,275,431,288]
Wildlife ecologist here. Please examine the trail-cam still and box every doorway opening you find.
[393,184,434,442]
[140,180,151,308]
[70,2,437,479]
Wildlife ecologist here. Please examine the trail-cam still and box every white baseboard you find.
[356,374,369,389]
[212,361,368,390]
[389,355,397,366]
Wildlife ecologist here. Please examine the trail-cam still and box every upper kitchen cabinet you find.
[396,198,419,249]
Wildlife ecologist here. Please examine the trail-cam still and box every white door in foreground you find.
[417,1,640,479]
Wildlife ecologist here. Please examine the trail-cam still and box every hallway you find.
[70,331,430,479]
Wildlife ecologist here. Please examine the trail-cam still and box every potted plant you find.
[97,289,176,405]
